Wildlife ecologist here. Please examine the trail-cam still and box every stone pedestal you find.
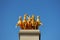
[19,30,40,40]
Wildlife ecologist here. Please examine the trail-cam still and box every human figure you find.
[31,15,35,29]
[16,16,24,29]
[23,14,27,29]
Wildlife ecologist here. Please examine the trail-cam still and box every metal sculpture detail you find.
[16,14,42,30]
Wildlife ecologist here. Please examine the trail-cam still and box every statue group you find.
[16,14,42,30]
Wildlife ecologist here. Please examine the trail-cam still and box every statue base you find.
[19,30,40,40]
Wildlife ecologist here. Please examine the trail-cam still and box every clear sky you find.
[0,0,60,40]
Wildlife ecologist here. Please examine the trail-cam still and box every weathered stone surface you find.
[19,30,40,40]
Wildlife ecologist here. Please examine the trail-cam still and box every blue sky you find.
[0,0,60,40]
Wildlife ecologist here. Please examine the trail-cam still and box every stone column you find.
[19,30,40,40]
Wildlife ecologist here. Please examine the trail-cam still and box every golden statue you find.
[16,14,42,30]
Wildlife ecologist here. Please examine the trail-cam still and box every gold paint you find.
[16,14,42,30]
